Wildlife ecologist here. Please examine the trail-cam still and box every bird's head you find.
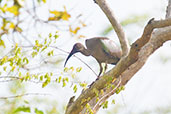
[64,43,84,67]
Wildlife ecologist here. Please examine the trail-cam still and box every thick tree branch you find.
[65,18,171,114]
[95,0,130,56]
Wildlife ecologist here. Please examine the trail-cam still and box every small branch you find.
[166,0,171,18]
[0,93,51,100]
[50,46,98,76]
[95,0,130,56]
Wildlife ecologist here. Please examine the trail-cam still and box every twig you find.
[0,93,51,100]
[166,0,171,18]
[50,46,98,76]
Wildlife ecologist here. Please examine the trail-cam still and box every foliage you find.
[101,14,148,35]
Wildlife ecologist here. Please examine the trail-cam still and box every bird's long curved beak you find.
[64,48,77,67]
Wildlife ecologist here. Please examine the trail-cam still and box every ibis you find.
[64,37,122,77]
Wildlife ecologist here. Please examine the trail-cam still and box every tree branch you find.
[0,93,51,100]
[95,0,130,56]
[166,0,171,18]
[65,18,171,114]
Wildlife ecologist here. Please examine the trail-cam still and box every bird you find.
[64,37,122,77]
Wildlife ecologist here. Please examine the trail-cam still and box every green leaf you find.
[42,0,46,3]
[24,100,29,104]
[35,40,39,46]
[73,85,77,93]
[58,76,62,83]
[112,99,115,104]
[41,46,47,52]
[35,108,44,114]
[102,14,148,35]
[62,81,66,87]
[3,66,7,71]
[16,58,22,65]
[102,101,108,109]
[54,34,59,39]
[63,67,69,72]
[49,33,52,38]
[11,65,16,72]
[76,67,82,72]
[47,50,54,56]
[23,57,29,64]
[40,75,43,81]
[15,47,21,55]
[14,106,31,113]
[42,81,48,88]
[19,72,22,77]
[0,39,5,48]
[31,51,38,58]
[121,14,148,26]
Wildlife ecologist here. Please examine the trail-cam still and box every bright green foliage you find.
[63,67,69,72]
[115,86,125,94]
[73,85,77,93]
[14,106,31,113]
[85,103,94,114]
[42,73,51,88]
[37,0,46,3]
[62,77,69,87]
[79,82,87,90]
[76,67,82,72]
[102,14,148,35]
[93,88,99,97]
[58,76,62,83]
[32,51,38,58]
[102,101,108,109]
[0,39,5,48]
[0,0,88,113]
[111,99,115,104]
[23,57,29,64]
[35,108,44,114]
[47,50,54,56]
[69,66,74,71]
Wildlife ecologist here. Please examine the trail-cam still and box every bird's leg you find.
[88,62,102,88]
[97,62,103,78]
[103,63,107,75]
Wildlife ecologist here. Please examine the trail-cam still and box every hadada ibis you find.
[64,37,122,77]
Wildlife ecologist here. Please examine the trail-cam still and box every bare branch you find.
[166,0,171,18]
[95,0,130,56]
[0,93,51,100]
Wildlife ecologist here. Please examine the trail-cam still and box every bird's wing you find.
[100,39,121,57]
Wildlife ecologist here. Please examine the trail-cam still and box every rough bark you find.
[65,1,171,114]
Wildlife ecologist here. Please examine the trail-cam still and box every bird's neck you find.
[80,48,91,56]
